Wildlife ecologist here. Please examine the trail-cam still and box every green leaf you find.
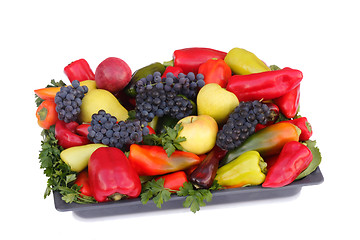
[140,179,172,208]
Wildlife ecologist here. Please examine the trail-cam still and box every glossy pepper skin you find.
[273,84,300,119]
[262,141,313,188]
[286,117,313,141]
[198,58,232,88]
[215,151,267,188]
[64,58,95,83]
[224,48,271,75]
[162,66,184,78]
[74,170,93,197]
[226,67,303,102]
[189,145,227,189]
[155,171,188,192]
[36,100,58,129]
[55,120,90,149]
[221,122,300,167]
[172,47,227,74]
[88,147,141,202]
[128,144,203,176]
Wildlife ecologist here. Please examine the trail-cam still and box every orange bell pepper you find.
[36,100,58,129]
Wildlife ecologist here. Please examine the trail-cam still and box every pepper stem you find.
[163,60,174,67]
[108,193,126,201]
[259,157,268,174]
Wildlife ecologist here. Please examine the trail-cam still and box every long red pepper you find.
[286,117,313,141]
[172,47,227,74]
[273,84,300,119]
[55,121,90,149]
[226,67,303,102]
[128,144,203,176]
[155,171,188,192]
[64,59,95,83]
[262,141,313,188]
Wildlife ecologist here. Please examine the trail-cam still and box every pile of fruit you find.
[34,47,321,213]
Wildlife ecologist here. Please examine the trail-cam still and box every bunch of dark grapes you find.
[54,80,88,123]
[216,100,274,150]
[134,71,205,122]
[87,110,149,150]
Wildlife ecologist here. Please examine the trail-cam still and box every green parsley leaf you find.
[142,123,186,157]
[140,178,173,208]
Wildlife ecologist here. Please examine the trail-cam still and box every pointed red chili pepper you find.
[262,141,313,188]
[226,67,303,102]
[155,171,188,192]
[128,144,203,176]
[74,170,93,197]
[273,84,300,119]
[286,117,313,141]
[55,120,90,149]
[162,66,184,78]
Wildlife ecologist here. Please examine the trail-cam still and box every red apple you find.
[95,57,132,93]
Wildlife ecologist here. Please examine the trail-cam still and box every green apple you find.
[60,144,107,172]
[197,83,239,124]
[177,115,218,155]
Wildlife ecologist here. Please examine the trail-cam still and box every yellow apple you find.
[197,83,239,125]
[177,115,218,155]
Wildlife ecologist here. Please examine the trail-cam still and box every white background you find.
[1,0,359,239]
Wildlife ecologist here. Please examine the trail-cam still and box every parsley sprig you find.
[143,123,186,157]
[36,80,96,204]
[140,178,222,213]
[38,126,96,204]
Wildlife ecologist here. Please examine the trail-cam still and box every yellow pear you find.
[79,89,128,123]
[80,80,97,92]
[197,83,239,124]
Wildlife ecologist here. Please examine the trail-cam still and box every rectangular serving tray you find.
[53,167,324,218]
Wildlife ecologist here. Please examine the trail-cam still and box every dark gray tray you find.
[54,167,323,218]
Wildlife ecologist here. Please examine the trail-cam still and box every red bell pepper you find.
[172,47,227,74]
[198,58,232,88]
[75,124,91,137]
[74,170,93,197]
[262,141,313,188]
[128,144,203,176]
[286,117,313,141]
[189,145,227,189]
[155,171,188,192]
[162,66,184,78]
[226,67,303,102]
[88,147,141,202]
[55,120,90,149]
[273,84,300,119]
[64,58,95,83]
[36,100,58,129]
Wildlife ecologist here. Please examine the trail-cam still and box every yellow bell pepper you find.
[215,151,267,188]
[224,48,270,75]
